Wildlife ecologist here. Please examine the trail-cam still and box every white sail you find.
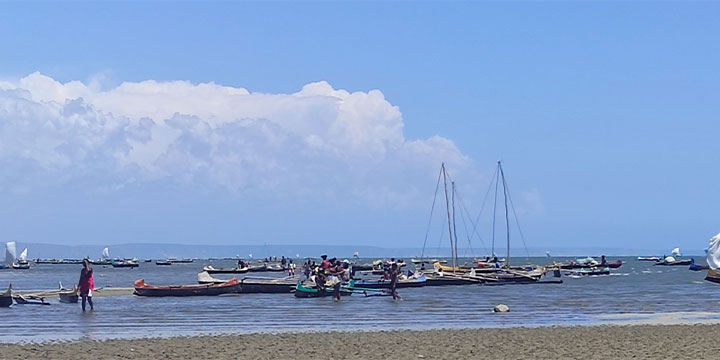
[671,248,681,257]
[707,233,720,270]
[4,242,17,265]
[102,247,110,259]
[19,248,27,261]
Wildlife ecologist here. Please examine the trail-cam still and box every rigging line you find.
[499,162,511,268]
[441,164,456,271]
[451,181,459,269]
[471,165,499,252]
[441,168,490,256]
[420,166,443,260]
[457,195,476,258]
[457,186,487,253]
[491,163,500,256]
[434,220,446,258]
[502,175,532,260]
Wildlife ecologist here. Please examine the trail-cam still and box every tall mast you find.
[441,163,455,272]
[491,163,500,257]
[499,161,510,268]
[451,181,459,271]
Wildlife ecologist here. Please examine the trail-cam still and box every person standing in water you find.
[389,263,402,300]
[78,259,94,311]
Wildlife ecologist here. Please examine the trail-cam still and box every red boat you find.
[134,277,240,297]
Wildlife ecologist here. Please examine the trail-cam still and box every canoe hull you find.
[705,269,720,284]
[134,278,240,297]
[294,281,354,298]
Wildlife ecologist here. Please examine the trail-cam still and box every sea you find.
[1,256,718,343]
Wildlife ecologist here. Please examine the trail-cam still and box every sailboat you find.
[12,248,30,269]
[91,247,112,265]
[705,233,720,284]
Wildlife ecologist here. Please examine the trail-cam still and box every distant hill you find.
[7,242,706,259]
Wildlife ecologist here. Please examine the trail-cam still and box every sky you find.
[0,2,718,253]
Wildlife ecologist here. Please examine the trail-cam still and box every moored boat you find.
[203,265,249,274]
[294,280,354,298]
[112,259,139,268]
[58,282,79,303]
[637,256,661,262]
[134,277,240,297]
[0,284,12,307]
[688,258,709,271]
[557,259,622,270]
[654,257,692,266]
[354,273,426,289]
[563,267,610,277]
[156,260,172,266]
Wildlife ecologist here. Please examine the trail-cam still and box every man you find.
[321,254,330,270]
[389,263,402,300]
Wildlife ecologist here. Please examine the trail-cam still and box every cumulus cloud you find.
[0,72,469,206]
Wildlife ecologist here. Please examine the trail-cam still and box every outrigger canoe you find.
[58,282,79,303]
[353,274,426,289]
[203,265,249,274]
[294,280,355,298]
[134,278,240,297]
[558,260,622,270]
[197,272,296,293]
[654,259,692,266]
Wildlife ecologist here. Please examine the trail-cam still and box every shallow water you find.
[1,257,718,343]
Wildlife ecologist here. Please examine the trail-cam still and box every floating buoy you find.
[493,304,510,312]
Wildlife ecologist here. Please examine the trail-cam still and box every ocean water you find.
[1,257,718,343]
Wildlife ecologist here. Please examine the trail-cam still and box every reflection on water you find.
[0,257,718,343]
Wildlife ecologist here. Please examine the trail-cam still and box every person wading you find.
[78,259,95,311]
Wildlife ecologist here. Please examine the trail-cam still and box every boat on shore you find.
[134,278,240,297]
[1,284,12,307]
[203,265,249,274]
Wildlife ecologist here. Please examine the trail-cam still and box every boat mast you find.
[451,181,459,271]
[491,164,500,257]
[499,161,510,269]
[441,163,456,272]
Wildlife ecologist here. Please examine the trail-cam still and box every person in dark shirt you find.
[78,259,95,311]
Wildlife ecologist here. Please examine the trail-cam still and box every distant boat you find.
[705,233,720,284]
[156,260,172,266]
[654,255,692,266]
[203,265,249,274]
[637,256,661,262]
[563,267,610,277]
[354,273,427,289]
[133,278,240,297]
[112,259,139,268]
[0,284,12,307]
[143,259,152,263]
[688,258,709,271]
[91,248,112,265]
[197,272,296,293]
[168,258,194,264]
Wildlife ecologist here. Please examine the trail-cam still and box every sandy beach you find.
[1,324,716,360]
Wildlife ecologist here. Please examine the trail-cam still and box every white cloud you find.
[0,72,470,206]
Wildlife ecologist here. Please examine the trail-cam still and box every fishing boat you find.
[112,259,139,268]
[265,264,286,272]
[411,258,447,264]
[563,267,610,277]
[12,248,30,269]
[156,260,172,266]
[294,280,355,298]
[197,272,297,293]
[143,259,152,263]
[354,273,427,289]
[58,282,79,303]
[0,284,12,307]
[705,233,720,284]
[90,248,112,265]
[133,277,240,297]
[203,265,249,274]
[688,258,709,271]
[168,258,194,264]
[637,256,661,262]
[558,259,623,270]
[13,294,50,305]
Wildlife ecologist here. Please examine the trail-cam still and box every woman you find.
[78,259,95,311]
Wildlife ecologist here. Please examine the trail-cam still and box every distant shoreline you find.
[2,324,718,359]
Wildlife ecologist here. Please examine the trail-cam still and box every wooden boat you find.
[564,267,610,276]
[706,268,720,284]
[134,277,240,297]
[156,260,172,266]
[168,258,194,264]
[411,258,447,264]
[58,282,79,303]
[246,264,268,272]
[637,256,661,262]
[354,273,427,289]
[654,258,692,266]
[558,260,622,270]
[0,284,12,307]
[143,259,152,263]
[198,272,296,293]
[294,280,354,298]
[112,259,139,268]
[14,294,50,305]
[203,265,249,274]
[705,233,720,284]
[89,259,112,265]
[11,261,30,270]
[265,264,286,272]
[688,258,709,271]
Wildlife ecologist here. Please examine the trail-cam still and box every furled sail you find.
[707,233,720,270]
[4,242,17,265]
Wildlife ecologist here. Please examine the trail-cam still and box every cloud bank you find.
[0,73,469,206]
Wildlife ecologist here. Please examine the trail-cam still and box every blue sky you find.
[0,2,718,253]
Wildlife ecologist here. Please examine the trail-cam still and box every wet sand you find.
[1,324,715,359]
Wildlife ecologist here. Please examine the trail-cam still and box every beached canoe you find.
[294,280,354,298]
[354,274,426,289]
[58,283,79,303]
[134,278,240,297]
[0,284,12,307]
[203,265,249,274]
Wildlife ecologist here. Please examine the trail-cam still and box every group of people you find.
[301,255,352,300]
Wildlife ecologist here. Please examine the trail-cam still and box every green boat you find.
[294,280,355,298]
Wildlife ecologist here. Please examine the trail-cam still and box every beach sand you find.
[1,324,716,359]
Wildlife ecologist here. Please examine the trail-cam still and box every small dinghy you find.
[134,277,240,297]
